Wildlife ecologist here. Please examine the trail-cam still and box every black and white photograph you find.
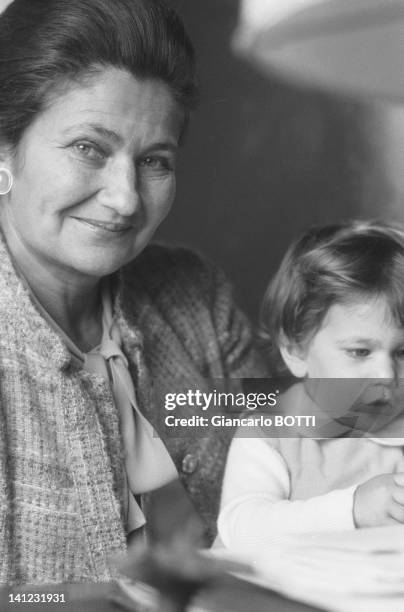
[0,1,404,611]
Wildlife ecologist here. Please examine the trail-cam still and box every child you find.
[218,220,404,550]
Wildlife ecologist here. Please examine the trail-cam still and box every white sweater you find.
[218,394,404,550]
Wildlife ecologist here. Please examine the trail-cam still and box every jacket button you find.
[181,454,199,474]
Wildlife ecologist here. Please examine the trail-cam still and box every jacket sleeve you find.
[128,246,269,543]
[172,262,270,543]
[209,265,268,378]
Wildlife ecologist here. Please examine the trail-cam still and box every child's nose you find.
[373,356,396,379]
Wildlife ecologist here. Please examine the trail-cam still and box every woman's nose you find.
[100,162,141,217]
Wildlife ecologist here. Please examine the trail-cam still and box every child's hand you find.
[353,472,404,528]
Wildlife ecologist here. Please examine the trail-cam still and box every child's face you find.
[298,298,404,379]
[295,298,404,434]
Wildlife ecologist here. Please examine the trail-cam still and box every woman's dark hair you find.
[260,220,404,373]
[0,0,198,146]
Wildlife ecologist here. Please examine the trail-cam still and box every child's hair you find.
[260,220,404,373]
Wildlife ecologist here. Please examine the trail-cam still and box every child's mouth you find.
[352,399,393,415]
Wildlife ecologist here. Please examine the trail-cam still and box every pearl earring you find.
[0,168,13,195]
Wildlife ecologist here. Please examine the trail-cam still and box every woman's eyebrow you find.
[62,123,122,143]
[62,124,178,150]
[143,141,178,152]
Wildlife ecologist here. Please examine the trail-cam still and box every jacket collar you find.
[0,230,73,370]
[0,229,144,373]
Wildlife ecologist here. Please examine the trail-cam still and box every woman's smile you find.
[72,216,135,235]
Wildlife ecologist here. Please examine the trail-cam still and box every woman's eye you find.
[346,348,371,359]
[73,142,105,161]
[139,156,172,171]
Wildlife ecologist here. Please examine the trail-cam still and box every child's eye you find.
[346,348,371,359]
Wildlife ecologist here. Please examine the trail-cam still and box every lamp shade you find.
[0,0,11,12]
[235,0,404,102]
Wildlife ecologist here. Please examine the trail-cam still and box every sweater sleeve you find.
[218,436,357,550]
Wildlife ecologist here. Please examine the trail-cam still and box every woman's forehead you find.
[46,67,178,116]
[21,67,183,145]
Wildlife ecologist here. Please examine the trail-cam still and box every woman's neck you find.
[1,217,103,351]
[23,265,103,352]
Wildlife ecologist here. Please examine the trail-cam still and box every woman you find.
[0,0,265,585]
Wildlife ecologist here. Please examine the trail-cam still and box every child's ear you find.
[279,337,308,378]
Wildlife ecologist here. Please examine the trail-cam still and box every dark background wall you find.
[158,0,391,321]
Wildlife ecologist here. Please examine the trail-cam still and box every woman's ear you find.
[0,145,15,196]
[279,338,308,378]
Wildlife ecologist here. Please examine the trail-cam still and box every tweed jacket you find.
[0,234,267,585]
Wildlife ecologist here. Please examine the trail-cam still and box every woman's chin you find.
[67,250,135,280]
[64,240,149,280]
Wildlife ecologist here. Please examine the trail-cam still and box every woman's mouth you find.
[72,217,134,233]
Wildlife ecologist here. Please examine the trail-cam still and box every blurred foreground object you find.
[235,0,404,101]
[115,480,251,611]
[117,543,251,612]
[223,525,404,612]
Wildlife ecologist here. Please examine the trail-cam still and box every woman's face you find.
[1,67,183,281]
